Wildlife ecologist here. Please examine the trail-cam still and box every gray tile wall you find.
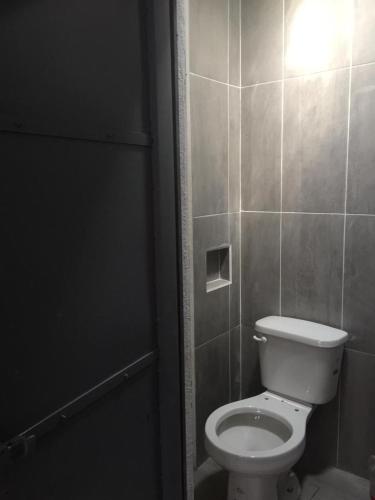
[189,0,375,478]
[284,0,351,77]
[241,0,375,480]
[281,214,344,327]
[241,83,282,211]
[189,0,241,466]
[242,0,283,85]
[283,70,349,213]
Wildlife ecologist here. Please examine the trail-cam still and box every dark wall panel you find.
[0,0,149,138]
[0,368,160,500]
[0,133,155,440]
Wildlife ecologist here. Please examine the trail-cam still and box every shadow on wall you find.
[241,326,263,399]
[296,395,340,479]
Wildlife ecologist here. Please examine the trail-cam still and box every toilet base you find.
[227,472,278,500]
[227,471,301,500]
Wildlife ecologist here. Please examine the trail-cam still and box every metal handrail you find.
[0,350,157,466]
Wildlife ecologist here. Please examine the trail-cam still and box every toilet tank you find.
[254,316,348,405]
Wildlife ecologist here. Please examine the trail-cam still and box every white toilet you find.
[205,316,348,500]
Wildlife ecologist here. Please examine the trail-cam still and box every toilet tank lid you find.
[255,316,348,348]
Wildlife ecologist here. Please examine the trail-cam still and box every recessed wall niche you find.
[206,245,232,293]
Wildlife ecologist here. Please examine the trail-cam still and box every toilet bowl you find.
[204,316,348,500]
[205,391,312,500]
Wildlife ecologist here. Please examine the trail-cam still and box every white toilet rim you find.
[205,403,306,461]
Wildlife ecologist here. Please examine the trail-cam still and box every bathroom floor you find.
[300,467,369,500]
[195,459,369,500]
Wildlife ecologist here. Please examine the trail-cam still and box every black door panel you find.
[0,133,155,440]
[0,0,150,138]
[0,367,160,500]
[0,0,182,497]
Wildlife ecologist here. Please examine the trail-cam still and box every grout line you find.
[337,0,354,467]
[337,378,342,468]
[239,0,242,399]
[186,52,375,91]
[341,3,354,333]
[195,328,234,351]
[347,212,375,217]
[241,210,375,217]
[241,59,375,89]
[242,78,284,89]
[241,210,351,216]
[189,71,241,89]
[351,59,375,70]
[279,0,285,317]
[227,0,231,404]
[193,211,241,219]
[239,0,242,89]
[241,210,283,214]
[345,347,375,358]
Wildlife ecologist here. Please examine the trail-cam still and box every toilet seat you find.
[205,391,313,476]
